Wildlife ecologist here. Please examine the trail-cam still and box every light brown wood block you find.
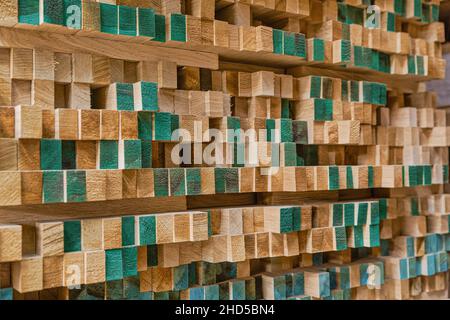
[36,222,64,257]
[12,256,43,293]
[84,250,105,284]
[0,224,22,262]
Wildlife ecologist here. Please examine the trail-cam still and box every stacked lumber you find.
[0,0,448,300]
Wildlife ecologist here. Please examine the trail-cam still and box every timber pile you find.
[0,0,448,300]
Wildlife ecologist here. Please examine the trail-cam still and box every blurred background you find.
[428,1,450,111]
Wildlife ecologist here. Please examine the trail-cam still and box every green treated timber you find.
[283,32,295,56]
[138,7,155,38]
[123,140,142,169]
[189,287,205,300]
[417,56,425,76]
[328,166,339,190]
[337,3,347,23]
[106,249,124,281]
[186,168,201,195]
[350,81,359,102]
[346,166,354,189]
[353,46,364,68]
[407,56,416,75]
[368,166,374,188]
[171,114,179,140]
[173,264,189,291]
[205,284,220,300]
[153,291,169,300]
[339,267,350,290]
[332,204,344,227]
[43,170,64,203]
[328,268,338,290]
[169,168,186,196]
[66,170,86,202]
[170,13,186,42]
[122,216,135,246]
[292,207,301,231]
[294,33,306,58]
[99,140,119,169]
[123,276,141,299]
[188,262,197,286]
[312,38,325,62]
[139,82,158,111]
[379,52,391,74]
[100,3,118,35]
[357,202,368,226]
[64,220,81,252]
[387,12,396,32]
[341,80,349,101]
[18,0,40,25]
[154,14,166,42]
[154,112,173,141]
[370,49,379,71]
[0,288,13,300]
[272,29,284,54]
[122,246,138,277]
[347,5,364,25]
[281,99,290,119]
[313,253,323,265]
[423,165,432,185]
[370,202,380,225]
[394,0,406,16]
[42,0,65,26]
[280,207,293,233]
[207,210,212,236]
[314,99,333,121]
[283,143,297,166]
[41,139,62,170]
[413,0,422,18]
[153,168,169,196]
[116,83,134,111]
[335,226,347,251]
[280,119,293,142]
[266,119,275,142]
[273,275,287,300]
[139,215,156,245]
[118,5,137,37]
[344,203,355,227]
[215,168,239,193]
[362,82,372,104]
[318,273,331,297]
[227,116,241,143]
[292,272,304,296]
[353,225,364,248]
[141,140,152,168]
[431,5,439,22]
[230,280,245,300]
[138,111,152,140]
[366,224,380,247]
